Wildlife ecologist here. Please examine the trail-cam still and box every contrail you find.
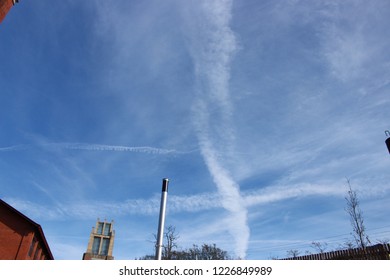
[0,144,29,152]
[0,143,189,155]
[188,0,250,258]
[51,143,181,155]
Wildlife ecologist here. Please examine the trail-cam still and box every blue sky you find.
[1,0,390,260]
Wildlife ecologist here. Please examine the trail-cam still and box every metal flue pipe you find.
[155,178,169,260]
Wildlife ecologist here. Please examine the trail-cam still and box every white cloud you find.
[319,0,390,85]
[183,0,250,258]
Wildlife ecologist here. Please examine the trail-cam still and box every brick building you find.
[0,0,19,23]
[0,199,54,260]
[82,219,115,260]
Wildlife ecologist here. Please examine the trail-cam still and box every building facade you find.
[0,0,19,23]
[0,199,54,260]
[82,219,115,260]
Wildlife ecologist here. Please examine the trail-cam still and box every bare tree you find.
[376,238,390,245]
[286,249,300,258]
[341,240,355,250]
[138,227,231,260]
[310,241,328,253]
[162,225,179,260]
[180,243,230,260]
[146,225,180,260]
[345,179,370,250]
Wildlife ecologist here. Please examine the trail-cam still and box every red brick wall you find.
[0,201,54,260]
[0,0,14,23]
[0,204,35,259]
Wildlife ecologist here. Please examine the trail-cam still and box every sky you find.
[1,0,390,260]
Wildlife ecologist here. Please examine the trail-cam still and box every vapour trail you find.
[0,144,29,152]
[8,180,386,220]
[52,143,182,155]
[0,143,190,155]
[188,0,250,259]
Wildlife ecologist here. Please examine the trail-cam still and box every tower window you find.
[97,222,103,235]
[92,237,101,255]
[101,238,110,255]
[103,223,111,236]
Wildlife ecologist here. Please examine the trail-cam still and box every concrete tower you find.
[82,219,115,260]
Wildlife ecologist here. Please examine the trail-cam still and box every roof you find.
[0,199,54,259]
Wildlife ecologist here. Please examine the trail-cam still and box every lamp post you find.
[155,178,169,260]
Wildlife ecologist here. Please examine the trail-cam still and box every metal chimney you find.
[385,131,390,154]
[155,178,169,260]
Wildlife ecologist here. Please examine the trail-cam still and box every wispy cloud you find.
[314,1,390,91]
[7,179,389,220]
[184,0,250,258]
[3,192,221,220]
[243,183,346,207]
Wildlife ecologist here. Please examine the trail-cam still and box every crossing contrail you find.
[187,0,250,259]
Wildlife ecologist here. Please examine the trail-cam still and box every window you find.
[103,223,111,236]
[92,237,101,255]
[101,238,110,255]
[97,222,103,235]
